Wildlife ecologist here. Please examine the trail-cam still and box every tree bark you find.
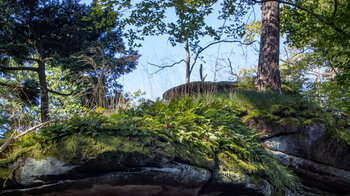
[256,1,282,92]
[185,39,191,84]
[38,61,50,122]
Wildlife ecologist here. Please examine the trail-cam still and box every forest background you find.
[0,0,349,135]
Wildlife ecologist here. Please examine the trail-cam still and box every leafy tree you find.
[245,0,349,94]
[0,64,67,133]
[279,0,350,114]
[280,47,349,115]
[0,0,137,122]
[280,0,349,84]
[99,0,250,83]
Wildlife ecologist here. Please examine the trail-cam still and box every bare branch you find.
[149,59,185,75]
[228,58,234,74]
[0,130,17,154]
[0,66,39,72]
[332,0,338,23]
[0,82,40,93]
[199,64,207,82]
[48,89,73,96]
[24,57,40,62]
[306,71,334,77]
[190,39,256,74]
[0,120,53,154]
[0,82,72,96]
[328,60,339,77]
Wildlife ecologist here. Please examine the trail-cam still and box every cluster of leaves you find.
[40,111,107,139]
[37,95,298,192]
[280,0,350,115]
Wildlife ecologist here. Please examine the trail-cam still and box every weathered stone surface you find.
[268,149,350,194]
[2,161,211,196]
[247,116,301,139]
[16,158,76,186]
[262,124,350,194]
[264,124,350,170]
[1,154,272,196]
[200,178,271,196]
[1,131,275,196]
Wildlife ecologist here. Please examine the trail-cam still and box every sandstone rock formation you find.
[0,135,271,196]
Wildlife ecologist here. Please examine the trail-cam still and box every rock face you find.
[1,158,269,196]
[2,159,210,196]
[259,123,350,194]
[1,127,349,196]
[0,135,270,196]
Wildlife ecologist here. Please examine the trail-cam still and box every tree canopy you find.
[0,0,349,133]
[97,0,251,83]
[0,0,138,122]
[280,0,350,114]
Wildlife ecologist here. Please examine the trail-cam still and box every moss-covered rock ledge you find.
[1,87,350,195]
[1,134,273,196]
[0,96,299,196]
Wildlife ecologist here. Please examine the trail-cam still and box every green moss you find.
[0,168,8,179]
[279,117,300,128]
[299,110,318,119]
[270,105,296,117]
[1,92,311,192]
[215,152,248,184]
[0,147,33,167]
[27,134,176,165]
[174,142,215,170]
[222,151,257,174]
[338,129,350,145]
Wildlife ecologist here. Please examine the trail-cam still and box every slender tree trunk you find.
[256,1,281,92]
[38,61,49,122]
[316,64,321,102]
[185,39,191,83]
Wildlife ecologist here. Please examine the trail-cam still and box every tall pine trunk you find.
[38,61,49,122]
[256,1,282,92]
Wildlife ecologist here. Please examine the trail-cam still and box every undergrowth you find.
[225,90,349,145]
[1,94,304,193]
[1,90,348,193]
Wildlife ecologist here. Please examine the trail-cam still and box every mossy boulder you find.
[2,92,348,195]
[0,133,274,196]
[163,81,240,100]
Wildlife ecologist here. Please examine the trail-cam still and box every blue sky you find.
[82,0,262,100]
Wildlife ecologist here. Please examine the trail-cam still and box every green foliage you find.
[280,0,350,115]
[40,112,107,139]
[0,0,138,123]
[35,95,298,192]
[99,0,251,82]
[6,89,347,192]
[116,0,225,46]
[242,20,261,43]
[280,47,350,116]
